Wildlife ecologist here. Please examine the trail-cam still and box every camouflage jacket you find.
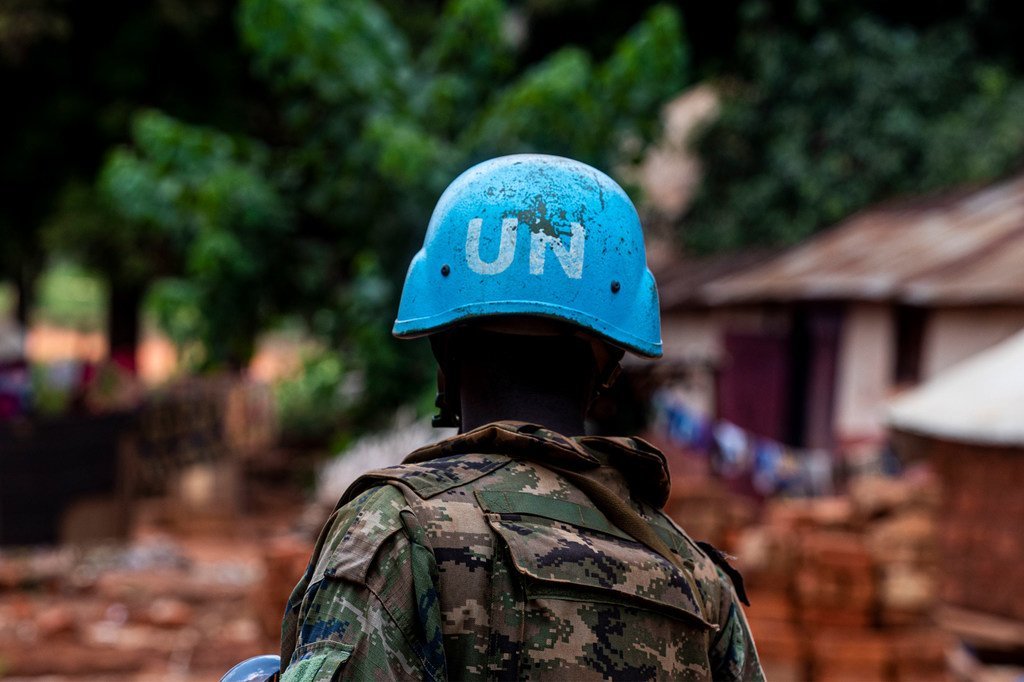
[280,422,764,681]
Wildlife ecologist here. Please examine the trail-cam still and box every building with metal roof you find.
[703,175,1024,307]
[654,174,1024,455]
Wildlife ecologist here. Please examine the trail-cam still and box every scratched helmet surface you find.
[393,154,662,357]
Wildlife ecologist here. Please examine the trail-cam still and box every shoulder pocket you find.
[282,641,354,682]
[477,490,714,629]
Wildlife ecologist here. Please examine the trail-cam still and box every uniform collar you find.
[404,421,673,508]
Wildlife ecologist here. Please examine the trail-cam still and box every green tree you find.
[97,111,293,367]
[237,0,685,267]
[1,0,263,346]
[96,0,688,426]
[685,6,1024,252]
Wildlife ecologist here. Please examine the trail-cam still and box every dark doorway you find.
[893,305,927,386]
[717,305,843,448]
[798,306,843,450]
[717,329,791,442]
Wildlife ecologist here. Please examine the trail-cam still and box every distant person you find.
[242,155,764,680]
[0,317,27,420]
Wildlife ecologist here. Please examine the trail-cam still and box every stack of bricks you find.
[736,472,952,681]
[665,474,757,549]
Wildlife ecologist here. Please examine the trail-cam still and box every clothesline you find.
[651,389,835,498]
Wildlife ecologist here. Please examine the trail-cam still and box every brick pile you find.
[735,473,953,682]
[0,506,293,680]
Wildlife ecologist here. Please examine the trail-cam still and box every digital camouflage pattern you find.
[280,422,764,681]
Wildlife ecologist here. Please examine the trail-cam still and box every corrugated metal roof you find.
[701,175,1024,305]
[655,248,780,310]
[888,328,1024,446]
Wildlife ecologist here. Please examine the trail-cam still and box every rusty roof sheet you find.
[701,175,1024,305]
[655,248,780,310]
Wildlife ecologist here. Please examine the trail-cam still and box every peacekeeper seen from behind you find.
[278,155,764,680]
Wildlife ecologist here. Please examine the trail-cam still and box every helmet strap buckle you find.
[430,338,461,428]
[432,381,460,429]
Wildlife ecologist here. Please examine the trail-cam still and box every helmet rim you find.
[393,299,662,358]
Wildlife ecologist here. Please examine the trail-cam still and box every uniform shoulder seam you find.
[341,453,512,503]
[696,540,750,607]
[318,484,408,586]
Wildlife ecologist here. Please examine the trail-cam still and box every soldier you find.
[278,155,764,681]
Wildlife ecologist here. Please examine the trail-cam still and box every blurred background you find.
[1,0,1023,679]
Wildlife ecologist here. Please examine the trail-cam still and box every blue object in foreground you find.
[220,654,281,682]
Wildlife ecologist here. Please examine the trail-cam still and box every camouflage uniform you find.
[280,422,764,681]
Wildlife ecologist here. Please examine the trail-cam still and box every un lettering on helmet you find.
[465,217,585,279]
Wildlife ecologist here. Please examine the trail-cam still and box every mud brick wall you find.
[132,378,276,494]
[927,438,1024,622]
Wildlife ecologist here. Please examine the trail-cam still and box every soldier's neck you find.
[459,388,586,436]
[455,332,591,437]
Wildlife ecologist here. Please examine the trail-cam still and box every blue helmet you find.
[393,154,662,357]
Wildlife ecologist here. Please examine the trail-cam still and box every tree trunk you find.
[15,264,31,327]
[108,282,143,374]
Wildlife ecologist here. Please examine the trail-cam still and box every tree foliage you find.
[90,0,688,425]
[91,111,293,366]
[685,5,1024,252]
[236,0,686,273]
[1,0,259,317]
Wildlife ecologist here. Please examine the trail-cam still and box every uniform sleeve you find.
[709,567,766,681]
[279,486,447,682]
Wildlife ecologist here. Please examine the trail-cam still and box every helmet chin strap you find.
[590,340,624,392]
[430,335,461,429]
[584,341,624,414]
[432,367,461,429]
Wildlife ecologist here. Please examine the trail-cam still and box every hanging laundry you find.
[752,439,784,495]
[712,420,751,476]
[651,388,838,499]
[653,389,712,450]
